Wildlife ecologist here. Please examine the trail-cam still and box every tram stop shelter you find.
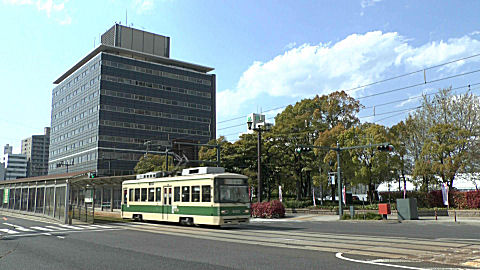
[0,171,135,224]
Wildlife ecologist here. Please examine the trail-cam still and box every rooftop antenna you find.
[93,37,96,48]
[126,9,128,26]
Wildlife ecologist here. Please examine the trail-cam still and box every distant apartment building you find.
[21,127,50,177]
[0,162,5,180]
[48,24,216,176]
[2,144,27,180]
[4,144,12,155]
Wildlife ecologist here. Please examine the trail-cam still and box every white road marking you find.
[31,226,54,231]
[88,224,113,229]
[0,228,19,234]
[56,224,84,230]
[336,252,426,270]
[45,226,69,231]
[56,236,65,239]
[3,223,34,232]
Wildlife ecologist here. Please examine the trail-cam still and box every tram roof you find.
[123,172,247,185]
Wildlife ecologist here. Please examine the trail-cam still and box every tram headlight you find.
[243,209,250,214]
[221,210,229,214]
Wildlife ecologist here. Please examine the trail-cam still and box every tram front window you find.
[215,178,249,203]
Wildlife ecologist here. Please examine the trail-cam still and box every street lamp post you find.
[247,116,270,203]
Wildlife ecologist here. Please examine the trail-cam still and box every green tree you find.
[411,87,479,189]
[341,123,391,202]
[134,154,174,174]
[388,121,412,192]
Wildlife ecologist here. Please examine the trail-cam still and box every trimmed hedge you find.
[379,190,480,209]
[251,200,286,218]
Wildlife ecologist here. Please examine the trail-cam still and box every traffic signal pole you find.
[336,142,343,217]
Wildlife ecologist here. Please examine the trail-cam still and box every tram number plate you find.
[232,210,240,214]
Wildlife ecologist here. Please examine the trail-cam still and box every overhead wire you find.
[217,52,480,126]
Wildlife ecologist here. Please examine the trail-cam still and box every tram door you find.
[163,187,172,220]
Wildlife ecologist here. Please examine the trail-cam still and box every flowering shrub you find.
[251,200,285,218]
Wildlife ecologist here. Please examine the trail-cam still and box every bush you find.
[251,200,285,218]
[283,199,313,209]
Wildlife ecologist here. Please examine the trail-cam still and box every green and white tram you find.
[121,167,250,226]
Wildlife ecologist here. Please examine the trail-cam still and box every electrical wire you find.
[217,52,480,126]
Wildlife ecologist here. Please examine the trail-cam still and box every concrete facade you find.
[21,127,50,177]
[48,24,216,176]
[2,151,27,180]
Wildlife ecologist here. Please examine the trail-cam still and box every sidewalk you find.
[251,213,480,225]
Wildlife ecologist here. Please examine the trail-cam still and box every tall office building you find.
[48,24,216,176]
[2,144,27,180]
[21,127,50,177]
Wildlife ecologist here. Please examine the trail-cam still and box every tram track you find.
[116,222,479,267]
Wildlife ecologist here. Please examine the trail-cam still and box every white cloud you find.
[218,31,480,117]
[57,15,71,25]
[3,0,70,23]
[3,0,33,4]
[401,36,480,71]
[284,42,297,51]
[134,0,154,14]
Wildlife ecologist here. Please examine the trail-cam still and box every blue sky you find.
[1,0,480,153]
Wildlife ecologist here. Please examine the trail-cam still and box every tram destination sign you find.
[3,189,9,204]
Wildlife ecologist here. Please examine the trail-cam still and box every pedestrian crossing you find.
[0,222,121,236]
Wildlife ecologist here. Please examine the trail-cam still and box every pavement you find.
[250,213,480,225]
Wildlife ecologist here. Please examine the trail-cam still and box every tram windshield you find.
[215,178,249,203]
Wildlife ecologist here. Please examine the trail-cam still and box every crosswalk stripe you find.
[45,226,69,231]
[30,226,54,232]
[3,223,34,232]
[88,224,113,229]
[56,224,84,230]
[0,228,20,234]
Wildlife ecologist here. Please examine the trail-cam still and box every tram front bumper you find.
[220,216,250,225]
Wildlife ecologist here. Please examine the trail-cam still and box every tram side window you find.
[123,189,128,204]
[202,186,211,202]
[174,187,180,202]
[148,188,154,201]
[182,186,190,202]
[141,188,147,201]
[192,186,200,202]
[129,189,134,202]
[156,187,162,202]
[134,188,140,201]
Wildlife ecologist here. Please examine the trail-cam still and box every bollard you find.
[454,209,457,222]
[350,206,355,218]
[435,208,437,220]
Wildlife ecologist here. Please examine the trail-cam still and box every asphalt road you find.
[0,213,477,270]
